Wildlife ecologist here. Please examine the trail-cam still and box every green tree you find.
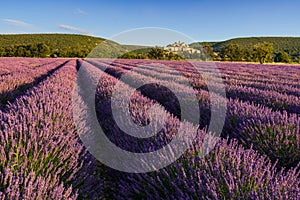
[148,47,165,59]
[244,48,255,62]
[167,51,183,60]
[36,43,51,57]
[274,51,291,63]
[0,47,5,56]
[220,44,244,61]
[203,45,216,60]
[16,46,26,57]
[252,42,274,64]
[5,46,15,57]
[119,52,139,59]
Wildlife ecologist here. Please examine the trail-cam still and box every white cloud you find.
[58,24,93,35]
[75,8,86,15]
[2,19,31,27]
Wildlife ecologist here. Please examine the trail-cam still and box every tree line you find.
[0,34,298,63]
[205,42,296,64]
[0,34,103,58]
[0,43,91,58]
[0,41,295,64]
[119,42,294,63]
[119,47,184,60]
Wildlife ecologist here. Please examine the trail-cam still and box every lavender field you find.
[0,57,299,199]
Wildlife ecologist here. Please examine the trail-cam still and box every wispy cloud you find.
[75,8,86,15]
[2,19,31,27]
[58,24,92,35]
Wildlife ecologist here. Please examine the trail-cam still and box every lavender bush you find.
[79,60,299,198]
[0,57,298,199]
[0,59,68,110]
[0,60,104,199]
[89,59,300,169]
[113,138,300,199]
[0,57,53,75]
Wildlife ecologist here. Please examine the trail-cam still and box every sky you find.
[1,0,300,45]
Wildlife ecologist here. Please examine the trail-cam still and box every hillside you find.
[190,37,300,61]
[1,34,300,61]
[0,34,145,58]
[0,34,103,50]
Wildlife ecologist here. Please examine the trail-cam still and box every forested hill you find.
[0,34,145,58]
[206,37,300,53]
[190,37,300,62]
[1,34,300,62]
[0,34,104,57]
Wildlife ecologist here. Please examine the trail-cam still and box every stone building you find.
[164,41,201,54]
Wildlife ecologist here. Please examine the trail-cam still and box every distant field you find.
[0,57,299,199]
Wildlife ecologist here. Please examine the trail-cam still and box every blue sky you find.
[1,0,300,45]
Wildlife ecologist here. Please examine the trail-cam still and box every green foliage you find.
[274,51,291,63]
[0,43,51,58]
[192,37,300,63]
[252,42,274,64]
[202,45,215,59]
[220,44,244,61]
[217,42,274,63]
[119,47,184,60]
[0,34,149,58]
[0,34,105,58]
[1,34,299,62]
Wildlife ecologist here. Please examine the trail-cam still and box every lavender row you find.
[131,60,300,113]
[0,60,103,199]
[103,59,300,114]
[225,77,300,96]
[118,60,300,97]
[81,59,300,197]
[112,59,300,84]
[114,138,300,199]
[88,59,300,169]
[86,59,215,127]
[113,59,300,93]
[75,61,205,198]
[216,62,300,82]
[76,60,201,158]
[225,99,300,169]
[91,59,300,115]
[0,57,40,75]
[0,57,55,76]
[77,60,299,199]
[0,59,68,110]
[226,84,300,114]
